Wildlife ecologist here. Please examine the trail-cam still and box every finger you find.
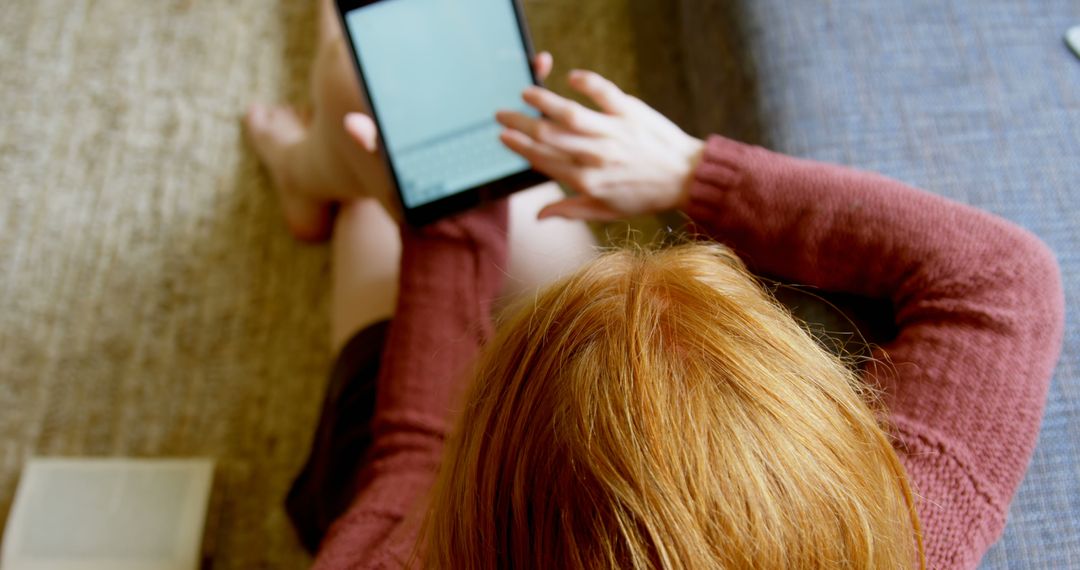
[534,51,553,81]
[537,195,622,222]
[344,112,378,153]
[522,86,615,136]
[499,128,577,180]
[497,112,606,166]
[535,121,607,167]
[567,69,632,115]
[495,110,542,140]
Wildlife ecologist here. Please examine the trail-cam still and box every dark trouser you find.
[285,320,390,553]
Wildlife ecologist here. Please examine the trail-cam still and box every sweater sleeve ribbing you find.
[683,135,1065,569]
[311,201,510,570]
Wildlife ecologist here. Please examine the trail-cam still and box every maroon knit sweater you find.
[311,136,1065,569]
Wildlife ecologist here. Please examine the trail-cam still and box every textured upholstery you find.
[677,1,1080,567]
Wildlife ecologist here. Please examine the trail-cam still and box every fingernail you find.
[344,113,364,130]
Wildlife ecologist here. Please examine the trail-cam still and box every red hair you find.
[417,243,923,569]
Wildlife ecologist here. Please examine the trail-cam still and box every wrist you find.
[674,136,706,209]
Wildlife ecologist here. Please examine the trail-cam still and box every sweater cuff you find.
[681,135,752,225]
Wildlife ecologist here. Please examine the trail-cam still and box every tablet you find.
[336,0,548,225]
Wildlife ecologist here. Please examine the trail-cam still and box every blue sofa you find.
[675,1,1079,566]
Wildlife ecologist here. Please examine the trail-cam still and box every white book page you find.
[2,459,214,570]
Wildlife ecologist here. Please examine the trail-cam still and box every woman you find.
[244,2,1065,568]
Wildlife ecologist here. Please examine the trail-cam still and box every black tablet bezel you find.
[334,0,549,226]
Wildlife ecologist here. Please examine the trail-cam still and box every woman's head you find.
[419,243,922,569]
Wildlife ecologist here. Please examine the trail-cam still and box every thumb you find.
[344,113,379,153]
[534,51,554,81]
[537,195,621,222]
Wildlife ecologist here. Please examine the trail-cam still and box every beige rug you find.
[0,0,653,566]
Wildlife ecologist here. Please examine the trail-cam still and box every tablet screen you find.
[342,0,538,209]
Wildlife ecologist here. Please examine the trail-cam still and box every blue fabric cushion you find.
[678,1,1080,567]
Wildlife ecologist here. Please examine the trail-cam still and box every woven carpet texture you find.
[0,0,668,566]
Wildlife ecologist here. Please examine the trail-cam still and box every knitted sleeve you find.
[311,201,510,569]
[682,135,1065,569]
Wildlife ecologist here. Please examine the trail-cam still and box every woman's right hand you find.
[496,69,705,221]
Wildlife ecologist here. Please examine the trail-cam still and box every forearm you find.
[369,200,509,454]
[314,201,509,567]
[681,134,1064,424]
[682,136,1026,299]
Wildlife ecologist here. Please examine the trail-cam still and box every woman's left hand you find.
[496,69,705,221]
